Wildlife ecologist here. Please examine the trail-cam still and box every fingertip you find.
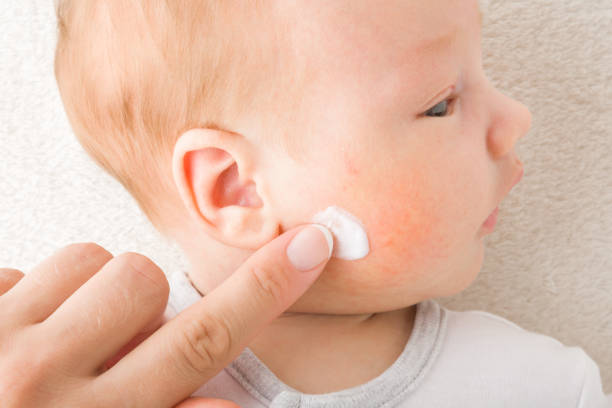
[0,268,25,294]
[286,224,333,272]
[311,224,334,259]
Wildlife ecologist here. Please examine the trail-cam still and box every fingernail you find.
[286,225,334,272]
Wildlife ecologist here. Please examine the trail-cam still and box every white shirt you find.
[164,270,612,407]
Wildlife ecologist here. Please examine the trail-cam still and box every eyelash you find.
[423,97,457,118]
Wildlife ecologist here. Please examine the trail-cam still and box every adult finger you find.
[101,312,166,372]
[0,268,24,295]
[0,243,114,327]
[96,223,333,408]
[38,251,169,376]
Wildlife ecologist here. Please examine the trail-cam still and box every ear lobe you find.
[172,128,279,249]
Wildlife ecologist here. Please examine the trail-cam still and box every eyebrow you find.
[403,7,483,111]
[417,28,459,56]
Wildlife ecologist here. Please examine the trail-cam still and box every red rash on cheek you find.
[373,206,427,251]
[339,151,443,275]
[344,150,360,176]
[365,169,441,275]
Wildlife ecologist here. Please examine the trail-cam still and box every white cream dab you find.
[311,206,370,260]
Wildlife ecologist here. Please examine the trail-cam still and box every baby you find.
[53,0,611,406]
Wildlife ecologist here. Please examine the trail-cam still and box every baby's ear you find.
[172,128,280,249]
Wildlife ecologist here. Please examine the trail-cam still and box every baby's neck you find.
[247,305,417,394]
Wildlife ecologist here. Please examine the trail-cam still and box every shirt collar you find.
[225,299,447,408]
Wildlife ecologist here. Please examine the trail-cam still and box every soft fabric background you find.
[1,0,610,393]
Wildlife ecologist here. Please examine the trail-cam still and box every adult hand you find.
[0,224,333,408]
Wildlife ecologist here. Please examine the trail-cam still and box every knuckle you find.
[64,242,112,259]
[60,242,114,273]
[250,265,290,307]
[114,252,168,293]
[175,312,234,375]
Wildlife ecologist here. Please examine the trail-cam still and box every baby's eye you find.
[423,98,455,117]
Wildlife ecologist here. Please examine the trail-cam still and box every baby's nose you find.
[488,91,532,158]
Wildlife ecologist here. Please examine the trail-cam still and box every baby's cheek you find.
[360,171,449,278]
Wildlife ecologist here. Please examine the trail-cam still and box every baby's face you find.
[261,0,531,314]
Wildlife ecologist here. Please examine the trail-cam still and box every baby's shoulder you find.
[433,306,609,406]
[441,306,588,366]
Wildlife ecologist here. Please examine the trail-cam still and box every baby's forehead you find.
[273,0,481,118]
[281,0,478,64]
